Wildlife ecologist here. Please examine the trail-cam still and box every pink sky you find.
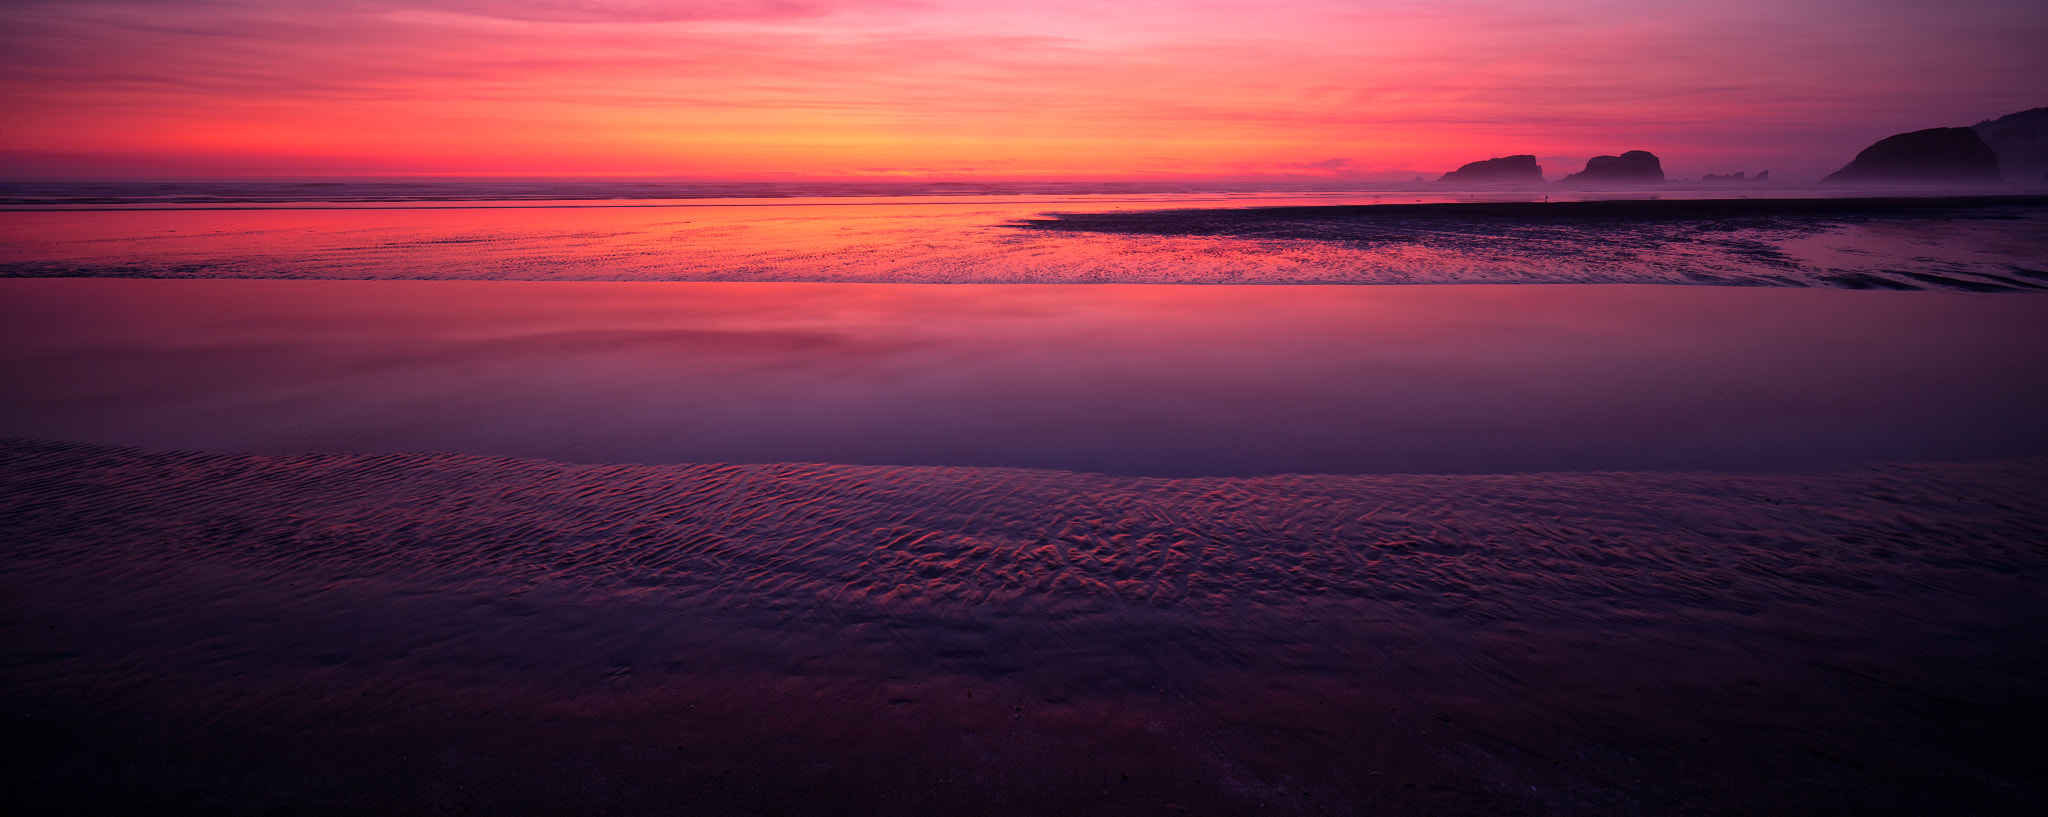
[3,0,2043,181]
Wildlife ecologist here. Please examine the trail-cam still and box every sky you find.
[2,0,2044,181]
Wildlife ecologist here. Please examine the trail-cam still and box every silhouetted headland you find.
[1973,107,2048,186]
[1559,150,1664,185]
[1435,154,1544,184]
[1824,127,2002,184]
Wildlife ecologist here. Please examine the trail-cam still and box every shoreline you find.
[8,192,2044,288]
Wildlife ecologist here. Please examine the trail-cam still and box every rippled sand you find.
[6,438,2045,814]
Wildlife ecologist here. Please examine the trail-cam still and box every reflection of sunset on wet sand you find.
[7,195,2048,813]
[7,1,2048,814]
[7,278,2048,474]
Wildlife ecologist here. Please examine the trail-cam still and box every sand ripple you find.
[9,439,2046,625]
[5,439,2046,813]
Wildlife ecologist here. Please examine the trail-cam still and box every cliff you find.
[1559,150,1664,184]
[1436,154,1545,184]
[1823,127,2001,184]
[1972,107,2048,187]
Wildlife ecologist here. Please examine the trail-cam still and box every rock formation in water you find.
[1972,107,2048,187]
[1700,170,1771,183]
[1436,155,1544,184]
[1558,150,1664,184]
[1823,127,2002,184]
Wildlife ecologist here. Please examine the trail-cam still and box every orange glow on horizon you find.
[4,1,2045,181]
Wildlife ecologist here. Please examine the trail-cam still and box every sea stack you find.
[1559,151,1664,184]
[1436,155,1544,184]
[1823,127,2001,184]
[1972,107,2048,187]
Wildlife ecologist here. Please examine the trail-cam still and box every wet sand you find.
[6,279,2048,475]
[5,193,2046,813]
[1016,195,2048,291]
[4,438,2045,814]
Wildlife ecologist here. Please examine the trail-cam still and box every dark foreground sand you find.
[4,438,2046,815]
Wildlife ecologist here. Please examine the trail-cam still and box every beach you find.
[5,438,2046,814]
[4,191,2047,814]
[4,278,2048,475]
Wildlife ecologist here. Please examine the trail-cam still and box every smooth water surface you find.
[5,279,2046,475]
